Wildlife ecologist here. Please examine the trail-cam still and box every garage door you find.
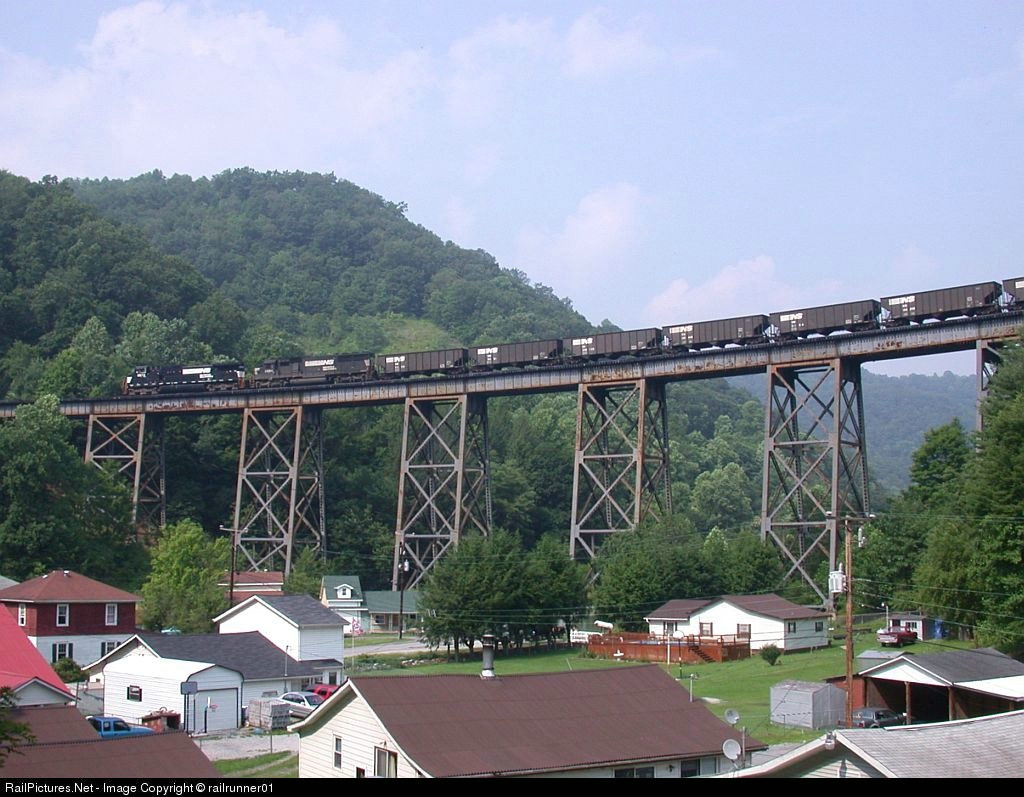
[194,688,239,732]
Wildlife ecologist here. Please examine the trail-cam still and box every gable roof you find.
[321,575,363,601]
[3,705,219,778]
[0,608,74,702]
[0,570,139,604]
[645,598,712,621]
[295,664,764,777]
[860,647,1024,684]
[213,594,345,628]
[737,709,1024,778]
[110,632,339,680]
[364,589,419,614]
[714,594,825,620]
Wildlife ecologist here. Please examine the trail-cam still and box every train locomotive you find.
[121,278,1024,395]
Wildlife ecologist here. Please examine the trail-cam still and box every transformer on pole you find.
[392,395,491,589]
[569,379,671,561]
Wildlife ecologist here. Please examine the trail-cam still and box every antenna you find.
[722,739,741,762]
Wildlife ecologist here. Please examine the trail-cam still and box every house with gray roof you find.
[731,709,1024,778]
[214,594,345,662]
[292,663,765,778]
[86,628,343,732]
[319,576,420,634]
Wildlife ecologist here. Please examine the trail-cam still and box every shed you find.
[771,680,846,729]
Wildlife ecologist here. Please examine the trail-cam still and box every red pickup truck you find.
[876,626,918,647]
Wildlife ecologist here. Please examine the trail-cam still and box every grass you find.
[214,751,298,778]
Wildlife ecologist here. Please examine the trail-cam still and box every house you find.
[0,569,140,666]
[731,709,1024,778]
[363,589,420,634]
[0,607,75,706]
[646,594,829,651]
[290,663,765,778]
[214,594,346,664]
[320,575,365,631]
[219,570,285,604]
[2,704,219,778]
[846,647,1024,723]
[86,630,343,732]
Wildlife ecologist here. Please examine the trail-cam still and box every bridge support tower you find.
[232,406,325,576]
[761,359,869,606]
[392,395,492,589]
[85,413,165,540]
[569,379,671,561]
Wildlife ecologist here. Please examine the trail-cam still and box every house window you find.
[56,604,69,627]
[815,621,824,633]
[699,622,713,636]
[17,603,26,627]
[374,747,397,778]
[105,604,118,626]
[786,621,797,633]
[664,621,676,635]
[126,685,143,702]
[333,737,343,769]
[355,768,365,778]
[101,641,121,657]
[51,642,73,663]
[614,766,655,778]
[736,624,751,638]
[679,760,700,778]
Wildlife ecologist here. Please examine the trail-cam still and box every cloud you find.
[564,10,659,78]
[0,2,432,179]
[515,183,646,292]
[642,256,827,324]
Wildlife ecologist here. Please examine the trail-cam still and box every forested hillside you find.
[0,168,997,639]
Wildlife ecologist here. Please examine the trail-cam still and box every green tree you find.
[140,520,230,633]
[0,686,35,766]
[283,547,327,599]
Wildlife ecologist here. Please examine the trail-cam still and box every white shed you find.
[770,680,846,729]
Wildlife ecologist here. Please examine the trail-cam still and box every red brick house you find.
[0,570,140,666]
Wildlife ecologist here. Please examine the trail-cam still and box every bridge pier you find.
[761,358,869,606]
[392,395,492,589]
[85,413,165,540]
[976,339,1003,429]
[232,406,325,576]
[569,379,671,561]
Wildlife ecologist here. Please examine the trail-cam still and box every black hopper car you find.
[120,278,1024,395]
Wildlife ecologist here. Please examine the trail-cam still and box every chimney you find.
[481,634,496,679]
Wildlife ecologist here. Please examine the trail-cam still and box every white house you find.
[646,594,829,652]
[86,630,343,732]
[214,594,345,664]
[291,663,764,778]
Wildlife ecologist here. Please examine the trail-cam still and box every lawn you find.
[214,751,298,778]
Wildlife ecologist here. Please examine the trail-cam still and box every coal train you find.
[122,278,1023,394]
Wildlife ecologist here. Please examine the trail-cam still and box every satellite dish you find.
[722,739,742,761]
[724,708,740,726]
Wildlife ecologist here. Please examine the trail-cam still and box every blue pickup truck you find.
[87,715,156,739]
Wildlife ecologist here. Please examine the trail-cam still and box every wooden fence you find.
[587,632,750,664]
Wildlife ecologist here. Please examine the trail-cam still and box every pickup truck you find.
[87,715,156,739]
[876,626,918,647]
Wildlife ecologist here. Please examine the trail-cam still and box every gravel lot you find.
[191,729,299,761]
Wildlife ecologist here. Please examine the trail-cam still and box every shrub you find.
[760,644,782,666]
[53,658,85,683]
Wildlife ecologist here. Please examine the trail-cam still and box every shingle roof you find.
[137,631,337,680]
[0,570,139,603]
[904,647,1024,683]
[3,707,219,778]
[259,594,345,626]
[645,598,712,620]
[364,589,419,614]
[717,593,826,620]
[299,664,764,777]
[0,608,74,700]
[321,575,363,601]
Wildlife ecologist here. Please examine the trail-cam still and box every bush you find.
[52,657,85,683]
[760,644,782,666]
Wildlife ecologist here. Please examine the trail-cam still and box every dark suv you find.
[848,707,904,728]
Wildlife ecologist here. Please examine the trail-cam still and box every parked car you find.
[278,691,324,718]
[311,683,340,700]
[87,715,156,739]
[847,707,905,728]
[876,626,918,647]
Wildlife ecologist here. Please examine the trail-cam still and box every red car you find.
[876,626,918,647]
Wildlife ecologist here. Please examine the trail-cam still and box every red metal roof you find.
[343,664,762,777]
[0,570,140,604]
[0,608,74,699]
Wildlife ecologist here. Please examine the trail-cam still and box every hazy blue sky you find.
[2,2,1021,376]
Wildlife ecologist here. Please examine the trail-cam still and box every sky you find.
[2,2,1022,377]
